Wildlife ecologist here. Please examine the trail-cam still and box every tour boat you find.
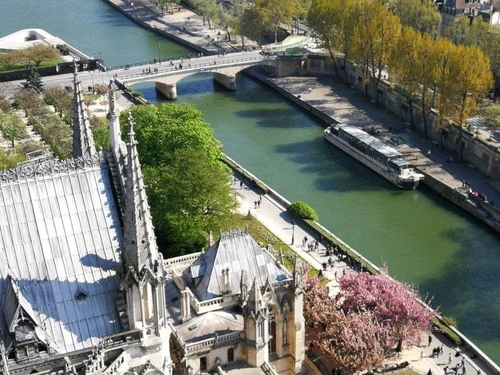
[324,124,424,189]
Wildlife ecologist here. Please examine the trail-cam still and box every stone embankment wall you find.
[225,154,500,375]
[305,55,500,181]
[103,0,216,56]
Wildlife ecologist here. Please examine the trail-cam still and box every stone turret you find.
[72,62,96,159]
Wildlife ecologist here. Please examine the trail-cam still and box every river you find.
[1,0,499,365]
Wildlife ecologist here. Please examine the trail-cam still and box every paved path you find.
[230,174,498,375]
[269,76,500,208]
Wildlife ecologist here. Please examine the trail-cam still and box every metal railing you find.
[115,55,275,81]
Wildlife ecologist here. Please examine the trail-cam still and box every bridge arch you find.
[118,55,303,100]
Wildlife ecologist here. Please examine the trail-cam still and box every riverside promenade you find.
[230,169,499,375]
[103,0,500,233]
[95,2,500,371]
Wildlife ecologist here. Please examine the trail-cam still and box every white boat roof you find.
[337,125,402,159]
[0,160,123,354]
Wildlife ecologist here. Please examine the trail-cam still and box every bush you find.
[287,201,318,221]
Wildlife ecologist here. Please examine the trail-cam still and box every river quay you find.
[228,158,500,375]
[96,0,499,373]
[101,0,500,234]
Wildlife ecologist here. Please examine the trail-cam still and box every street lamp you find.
[291,220,295,245]
[157,42,161,64]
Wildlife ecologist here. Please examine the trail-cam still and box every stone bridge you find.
[115,51,304,99]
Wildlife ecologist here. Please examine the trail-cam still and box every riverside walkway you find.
[230,171,499,375]
[103,0,500,233]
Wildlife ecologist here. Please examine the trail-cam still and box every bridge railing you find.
[116,55,274,81]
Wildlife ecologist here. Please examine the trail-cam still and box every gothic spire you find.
[122,111,159,271]
[108,80,123,152]
[246,278,263,315]
[72,62,96,158]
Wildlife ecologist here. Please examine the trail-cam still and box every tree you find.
[391,28,437,137]
[13,88,48,117]
[124,103,224,167]
[191,0,218,29]
[431,37,461,135]
[0,111,29,148]
[44,85,73,118]
[482,103,500,129]
[123,103,235,256]
[20,44,59,67]
[303,268,435,374]
[145,148,237,256]
[21,65,44,93]
[450,45,493,161]
[351,1,401,99]
[0,51,22,71]
[216,2,234,42]
[391,0,440,36]
[158,0,180,15]
[307,0,358,77]
[253,0,303,43]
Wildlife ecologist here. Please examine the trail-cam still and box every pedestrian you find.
[303,236,308,247]
[421,350,424,359]
[257,200,261,208]
[259,194,263,204]
[240,180,243,189]
[444,366,448,374]
[314,240,319,250]
[254,200,258,209]
[461,358,465,368]
[448,353,452,365]
[440,345,444,355]
[428,335,432,346]
[309,342,316,354]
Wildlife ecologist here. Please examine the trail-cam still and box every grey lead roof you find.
[0,163,123,354]
[182,230,289,301]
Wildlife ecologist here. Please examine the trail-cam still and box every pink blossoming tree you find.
[303,267,436,374]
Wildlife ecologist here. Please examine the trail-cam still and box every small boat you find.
[324,124,424,189]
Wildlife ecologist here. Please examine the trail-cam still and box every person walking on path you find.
[428,335,432,346]
[448,353,452,365]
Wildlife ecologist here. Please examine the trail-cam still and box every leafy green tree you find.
[253,0,303,43]
[90,114,110,152]
[44,85,73,118]
[287,201,318,221]
[0,148,24,170]
[20,44,59,67]
[0,51,22,71]
[230,0,252,48]
[13,88,48,117]
[21,65,44,93]
[191,0,218,29]
[29,113,72,160]
[391,0,440,36]
[124,103,224,167]
[123,104,234,256]
[308,0,357,76]
[0,111,28,148]
[145,148,237,256]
